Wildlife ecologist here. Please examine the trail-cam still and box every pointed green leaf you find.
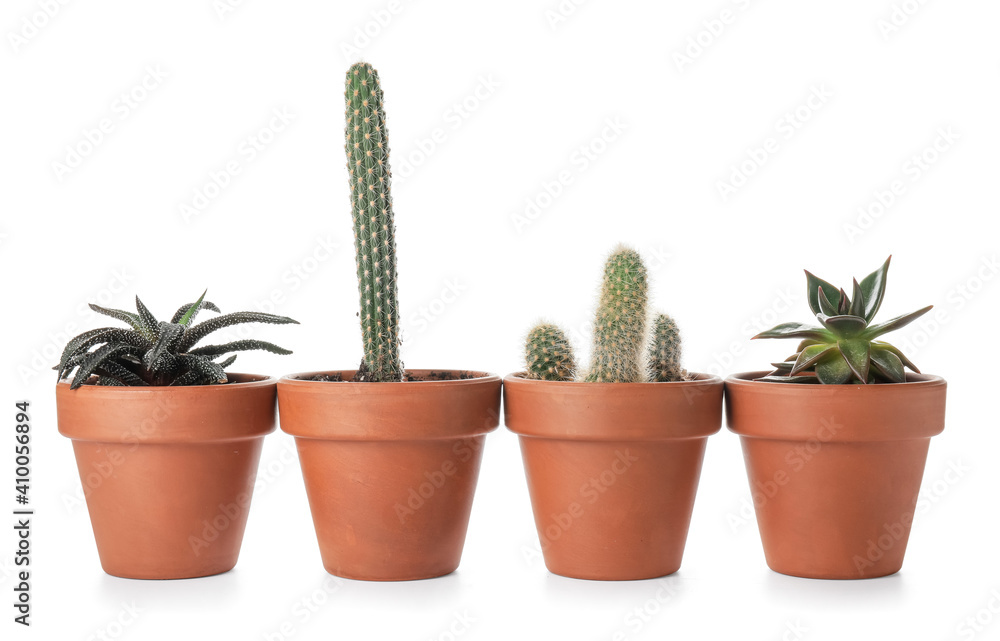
[864,305,933,339]
[188,339,292,357]
[755,375,821,384]
[806,270,841,316]
[170,299,221,324]
[871,340,920,373]
[817,286,838,316]
[818,313,867,336]
[753,322,833,342]
[848,279,866,318]
[837,288,851,315]
[870,347,905,383]
[859,256,891,322]
[180,312,300,351]
[815,352,853,384]
[796,338,823,352]
[178,290,207,326]
[838,339,871,383]
[134,297,160,337]
[88,305,151,338]
[791,343,837,375]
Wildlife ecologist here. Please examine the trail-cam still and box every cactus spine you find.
[649,313,684,382]
[524,323,576,381]
[584,247,649,383]
[345,62,403,382]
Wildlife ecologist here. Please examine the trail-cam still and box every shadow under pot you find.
[55,374,277,579]
[503,373,724,581]
[725,372,947,579]
[277,370,501,581]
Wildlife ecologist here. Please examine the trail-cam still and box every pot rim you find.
[725,370,946,389]
[502,371,722,387]
[57,372,278,443]
[57,372,277,393]
[279,368,500,387]
[277,369,502,441]
[725,371,947,441]
[503,371,724,441]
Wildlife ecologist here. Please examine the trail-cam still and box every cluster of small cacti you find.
[346,62,403,382]
[523,246,686,383]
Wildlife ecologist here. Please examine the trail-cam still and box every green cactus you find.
[648,313,685,382]
[524,323,576,381]
[584,246,649,383]
[345,62,403,382]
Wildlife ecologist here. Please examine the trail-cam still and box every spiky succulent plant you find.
[346,61,402,382]
[754,257,931,384]
[521,246,685,384]
[524,323,576,381]
[55,292,298,390]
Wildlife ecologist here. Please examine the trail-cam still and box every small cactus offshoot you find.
[55,291,298,389]
[345,61,403,382]
[520,245,685,384]
[754,256,931,384]
[649,313,685,382]
[524,323,576,381]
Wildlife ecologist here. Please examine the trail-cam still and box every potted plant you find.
[55,291,298,579]
[276,62,501,582]
[504,246,723,580]
[725,257,947,579]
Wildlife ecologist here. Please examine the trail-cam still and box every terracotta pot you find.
[725,371,947,579]
[277,370,501,581]
[56,374,276,579]
[503,373,723,581]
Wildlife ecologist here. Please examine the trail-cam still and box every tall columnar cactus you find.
[584,247,649,383]
[524,323,576,381]
[648,313,685,382]
[345,62,402,382]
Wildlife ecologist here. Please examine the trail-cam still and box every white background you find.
[2,0,998,639]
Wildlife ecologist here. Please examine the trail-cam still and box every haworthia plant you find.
[346,62,403,382]
[524,323,576,381]
[584,247,649,383]
[649,313,685,382]
[55,292,297,389]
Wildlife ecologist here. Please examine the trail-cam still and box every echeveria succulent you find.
[754,257,931,384]
[56,291,298,389]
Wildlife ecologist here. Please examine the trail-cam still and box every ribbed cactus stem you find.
[649,313,685,382]
[584,246,649,383]
[345,62,402,382]
[525,323,576,381]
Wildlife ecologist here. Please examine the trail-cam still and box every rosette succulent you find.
[754,257,931,384]
[56,291,298,389]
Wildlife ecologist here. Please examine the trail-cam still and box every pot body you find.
[56,374,277,579]
[504,373,723,580]
[277,370,501,581]
[725,371,947,579]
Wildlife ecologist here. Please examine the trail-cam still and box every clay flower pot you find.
[277,370,501,581]
[56,374,277,579]
[503,373,723,581]
[725,371,947,579]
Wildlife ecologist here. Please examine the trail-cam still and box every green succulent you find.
[56,291,298,389]
[754,257,931,384]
